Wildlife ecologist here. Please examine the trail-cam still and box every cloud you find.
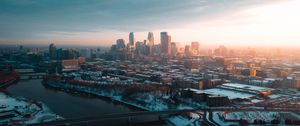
[0,0,280,40]
[4,0,297,48]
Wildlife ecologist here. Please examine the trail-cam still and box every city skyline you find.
[2,1,300,125]
[1,0,300,47]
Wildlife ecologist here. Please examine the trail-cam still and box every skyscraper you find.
[184,45,191,57]
[49,43,57,60]
[135,41,144,54]
[116,39,126,49]
[62,48,77,59]
[160,32,171,55]
[215,45,227,56]
[129,32,135,46]
[171,42,177,57]
[147,32,154,55]
[191,41,200,55]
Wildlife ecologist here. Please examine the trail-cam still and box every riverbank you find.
[43,83,147,112]
[0,92,62,125]
[6,79,139,119]
[44,79,168,111]
[43,79,202,126]
[0,70,19,88]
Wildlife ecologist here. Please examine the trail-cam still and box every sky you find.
[0,0,300,47]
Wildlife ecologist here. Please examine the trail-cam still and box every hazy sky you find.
[0,0,300,47]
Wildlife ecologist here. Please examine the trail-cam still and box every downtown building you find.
[160,32,171,56]
[128,32,135,51]
[147,32,154,55]
[49,43,57,60]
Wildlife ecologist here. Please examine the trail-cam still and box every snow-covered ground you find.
[0,92,62,125]
[212,112,239,126]
[217,111,279,123]
[166,115,200,126]
[47,80,203,125]
[47,80,189,111]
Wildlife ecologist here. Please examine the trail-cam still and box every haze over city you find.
[2,1,300,126]
[1,0,300,47]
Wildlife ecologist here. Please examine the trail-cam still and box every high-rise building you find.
[147,32,154,55]
[168,36,171,54]
[116,39,126,49]
[129,32,135,46]
[160,32,171,55]
[184,45,191,57]
[62,48,78,60]
[171,42,177,57]
[49,43,57,60]
[191,41,200,55]
[153,44,161,55]
[80,48,91,59]
[56,48,63,60]
[128,32,135,51]
[135,41,144,54]
[214,45,227,56]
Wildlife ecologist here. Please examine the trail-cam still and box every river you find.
[5,79,139,118]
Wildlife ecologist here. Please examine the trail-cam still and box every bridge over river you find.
[19,73,46,80]
[31,107,300,126]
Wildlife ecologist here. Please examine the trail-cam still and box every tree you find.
[271,119,280,124]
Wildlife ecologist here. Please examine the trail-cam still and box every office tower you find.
[128,32,135,51]
[160,32,171,55]
[171,42,177,57]
[148,32,154,55]
[56,48,63,60]
[135,41,144,54]
[191,41,200,55]
[134,40,148,55]
[96,48,101,58]
[153,44,161,55]
[184,45,191,57]
[214,45,227,56]
[49,43,57,60]
[129,32,135,46]
[80,48,91,59]
[89,49,97,59]
[116,39,126,49]
[62,48,78,60]
[167,36,171,55]
[111,45,117,52]
[143,40,149,55]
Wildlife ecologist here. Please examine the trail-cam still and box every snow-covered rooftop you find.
[220,83,274,92]
[0,92,62,124]
[205,88,255,100]
[184,88,255,100]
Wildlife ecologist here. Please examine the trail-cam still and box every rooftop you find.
[205,88,255,100]
[185,88,255,100]
[220,83,274,92]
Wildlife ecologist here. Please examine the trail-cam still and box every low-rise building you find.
[218,83,274,97]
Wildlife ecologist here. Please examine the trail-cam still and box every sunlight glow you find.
[167,0,300,47]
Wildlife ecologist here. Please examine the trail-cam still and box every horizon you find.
[2,1,300,126]
[1,0,300,47]
[2,41,300,50]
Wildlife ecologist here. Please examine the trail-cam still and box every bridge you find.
[19,73,46,80]
[30,107,300,126]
